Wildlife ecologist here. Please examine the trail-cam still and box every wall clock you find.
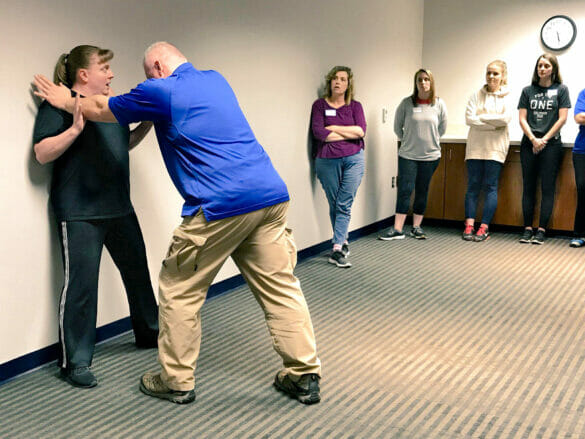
[541,15,577,51]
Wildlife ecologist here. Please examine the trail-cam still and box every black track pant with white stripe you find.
[57,213,158,370]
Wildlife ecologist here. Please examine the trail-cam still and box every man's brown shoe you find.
[274,372,321,405]
[139,372,195,404]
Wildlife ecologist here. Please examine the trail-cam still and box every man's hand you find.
[33,74,71,111]
[34,73,117,122]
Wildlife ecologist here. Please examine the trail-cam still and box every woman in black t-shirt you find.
[517,53,571,245]
[33,45,158,388]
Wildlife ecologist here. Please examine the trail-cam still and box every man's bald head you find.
[143,42,188,79]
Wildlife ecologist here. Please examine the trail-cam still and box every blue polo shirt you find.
[574,89,585,154]
[108,63,289,220]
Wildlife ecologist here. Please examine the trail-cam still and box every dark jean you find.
[464,159,503,225]
[573,152,585,235]
[315,150,365,245]
[520,135,563,229]
[396,157,440,215]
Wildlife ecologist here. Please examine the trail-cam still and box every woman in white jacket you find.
[462,60,511,241]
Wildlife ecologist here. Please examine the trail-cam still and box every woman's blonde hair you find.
[322,66,354,105]
[53,45,113,87]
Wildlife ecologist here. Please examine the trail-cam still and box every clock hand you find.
[557,31,560,43]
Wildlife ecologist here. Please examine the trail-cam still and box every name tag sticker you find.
[413,107,422,113]
[325,109,336,117]
[547,89,557,97]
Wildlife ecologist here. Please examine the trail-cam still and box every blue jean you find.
[464,159,503,225]
[315,150,365,245]
[396,157,440,215]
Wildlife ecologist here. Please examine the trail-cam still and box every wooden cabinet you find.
[443,144,467,220]
[422,143,467,220]
[549,151,577,230]
[424,142,576,231]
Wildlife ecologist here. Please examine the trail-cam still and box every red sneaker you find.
[462,223,474,241]
[474,225,490,242]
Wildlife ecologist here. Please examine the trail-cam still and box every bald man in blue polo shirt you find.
[34,41,321,405]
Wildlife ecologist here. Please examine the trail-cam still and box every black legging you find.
[520,135,563,229]
[396,157,440,215]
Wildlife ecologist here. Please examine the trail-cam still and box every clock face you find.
[541,15,577,51]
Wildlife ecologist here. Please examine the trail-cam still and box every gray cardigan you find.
[394,96,448,161]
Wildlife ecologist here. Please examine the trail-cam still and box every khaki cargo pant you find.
[157,201,321,391]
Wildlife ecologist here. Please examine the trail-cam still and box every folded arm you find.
[480,96,512,129]
[465,95,492,130]
[465,94,501,131]
[479,114,510,128]
[325,125,365,139]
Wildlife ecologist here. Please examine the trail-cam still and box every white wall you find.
[423,0,585,142]
[0,0,424,364]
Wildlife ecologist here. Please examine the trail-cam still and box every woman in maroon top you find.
[311,66,366,268]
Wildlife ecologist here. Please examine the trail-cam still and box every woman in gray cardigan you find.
[380,68,447,241]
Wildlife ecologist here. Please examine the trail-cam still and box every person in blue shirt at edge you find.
[570,88,585,248]
[32,45,159,389]
[34,41,322,405]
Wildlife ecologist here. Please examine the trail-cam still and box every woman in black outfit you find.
[517,53,571,245]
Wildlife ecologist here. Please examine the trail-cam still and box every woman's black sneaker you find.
[519,229,533,243]
[328,250,351,268]
[341,243,350,256]
[532,230,545,245]
[410,226,427,239]
[378,228,405,241]
[60,366,97,388]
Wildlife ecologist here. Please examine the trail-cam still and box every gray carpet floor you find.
[2,226,585,438]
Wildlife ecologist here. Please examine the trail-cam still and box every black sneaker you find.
[519,229,533,243]
[328,250,351,268]
[60,366,98,388]
[341,243,350,257]
[378,228,405,241]
[532,230,545,245]
[274,372,321,405]
[139,372,195,404]
[570,238,585,248]
[410,226,427,239]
